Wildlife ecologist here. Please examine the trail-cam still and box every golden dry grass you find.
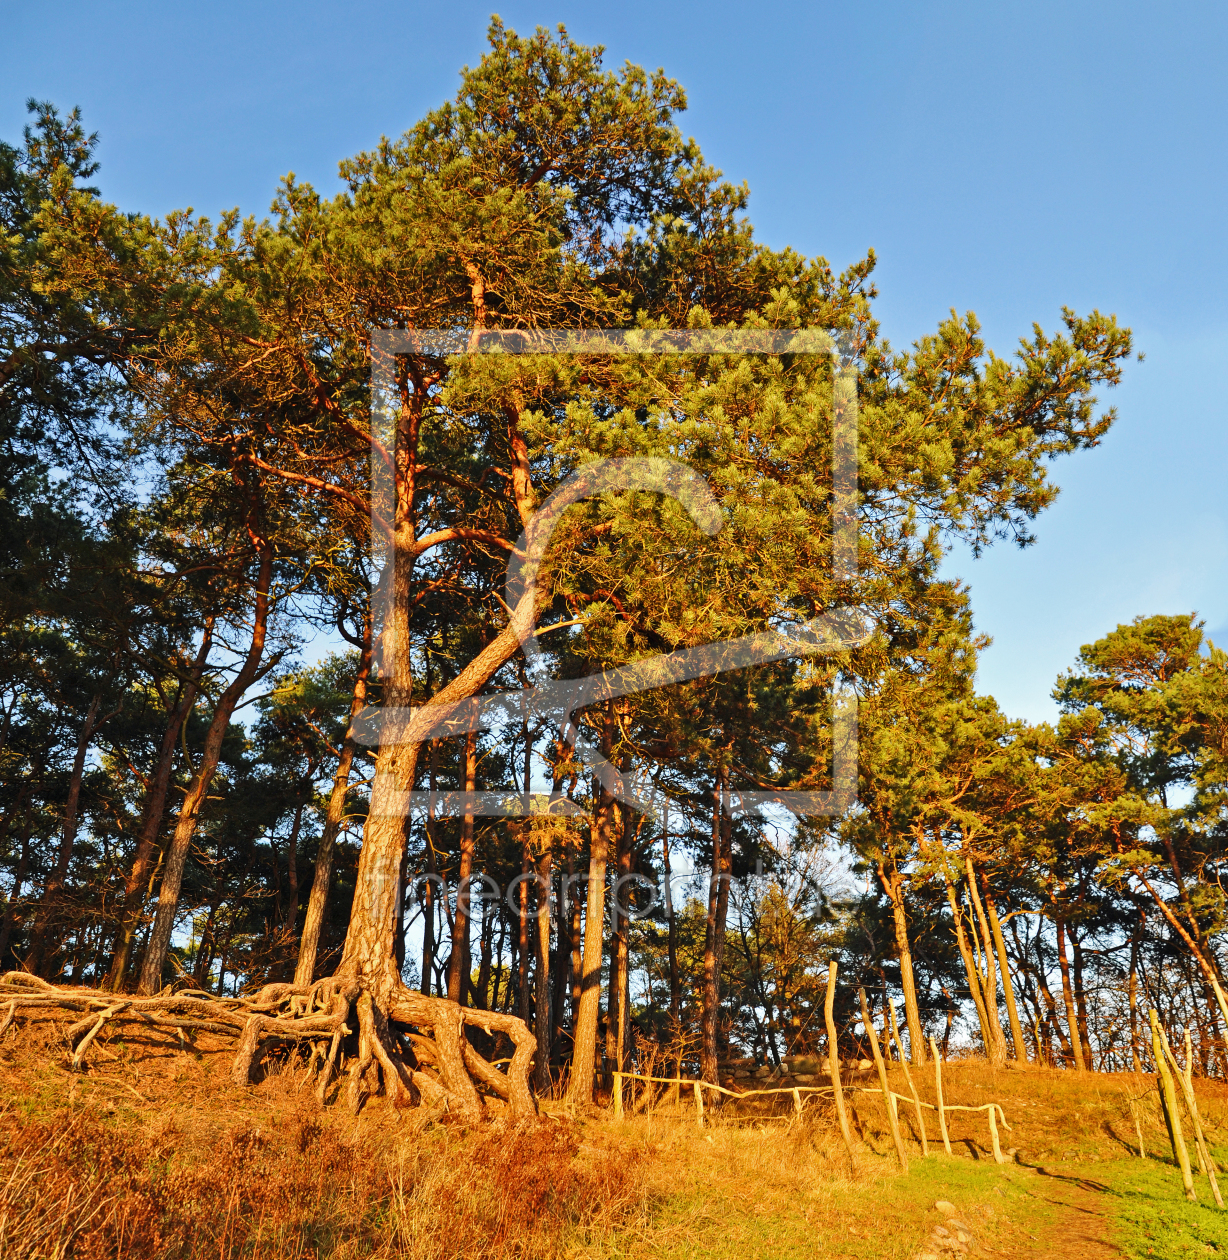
[3,1011,1227,1258]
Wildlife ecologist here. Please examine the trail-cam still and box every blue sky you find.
[8,0,1227,722]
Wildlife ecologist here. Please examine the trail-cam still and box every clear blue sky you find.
[8,0,1227,723]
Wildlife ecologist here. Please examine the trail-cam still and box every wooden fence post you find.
[825,961,856,1167]
[888,1002,928,1156]
[860,986,908,1172]
[987,1105,1005,1164]
[929,1035,952,1156]
[1162,1027,1223,1208]
[1128,1096,1146,1159]
[1151,1009,1196,1202]
[613,1071,623,1118]
[693,1080,705,1128]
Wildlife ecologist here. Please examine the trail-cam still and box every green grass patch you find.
[1097,1156,1228,1259]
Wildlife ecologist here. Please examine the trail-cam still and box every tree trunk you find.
[138,538,274,994]
[878,859,925,1065]
[446,730,478,1003]
[0,802,33,963]
[1072,929,1092,1069]
[419,740,440,995]
[663,811,680,1026]
[700,765,732,1084]
[533,832,553,1093]
[605,801,633,1069]
[982,880,1027,1062]
[569,850,583,1028]
[940,863,997,1061]
[565,717,615,1108]
[964,855,1008,1066]
[295,621,372,987]
[475,896,493,1009]
[1054,914,1086,1071]
[108,624,214,990]
[551,842,573,1041]
[282,798,305,943]
[31,693,103,977]
[1128,912,1143,1072]
[1130,865,1228,1040]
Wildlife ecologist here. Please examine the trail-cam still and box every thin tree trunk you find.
[420,740,440,996]
[605,800,633,1069]
[446,730,478,1003]
[108,625,214,991]
[569,848,582,1027]
[284,798,304,937]
[565,712,616,1108]
[1072,930,1092,1069]
[1128,912,1143,1072]
[0,802,33,962]
[700,764,732,1084]
[663,809,680,1026]
[139,537,274,994]
[517,846,531,1024]
[940,862,996,1059]
[551,841,573,1040]
[1131,865,1228,1040]
[879,858,925,1065]
[490,904,507,1011]
[475,896,493,1009]
[31,693,103,977]
[981,877,1027,1062]
[192,896,220,986]
[294,617,372,987]
[1055,914,1086,1071]
[533,832,553,1093]
[964,855,1008,1065]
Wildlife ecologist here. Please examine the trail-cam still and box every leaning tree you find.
[2,21,1132,1120]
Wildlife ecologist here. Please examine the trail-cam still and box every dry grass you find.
[3,1011,1228,1258]
[0,1016,644,1259]
[0,1102,644,1259]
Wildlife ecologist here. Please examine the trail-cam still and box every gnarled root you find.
[0,970,537,1123]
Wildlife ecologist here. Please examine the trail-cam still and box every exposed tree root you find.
[0,971,537,1121]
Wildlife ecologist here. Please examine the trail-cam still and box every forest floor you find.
[1,1013,1227,1258]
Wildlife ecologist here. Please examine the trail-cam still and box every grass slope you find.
[3,1013,1228,1257]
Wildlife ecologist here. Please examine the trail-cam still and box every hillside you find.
[3,1015,1227,1259]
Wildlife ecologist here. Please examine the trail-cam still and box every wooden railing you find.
[610,1063,1012,1165]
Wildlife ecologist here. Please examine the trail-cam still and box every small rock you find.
[932,1225,950,1238]
[934,1200,958,1216]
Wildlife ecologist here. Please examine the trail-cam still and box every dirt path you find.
[1020,1165,1119,1259]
